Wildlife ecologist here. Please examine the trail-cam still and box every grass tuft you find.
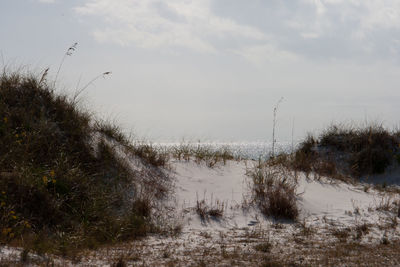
[195,197,225,221]
[248,165,298,221]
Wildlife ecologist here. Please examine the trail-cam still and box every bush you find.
[292,134,317,173]
[290,124,400,178]
[249,166,298,221]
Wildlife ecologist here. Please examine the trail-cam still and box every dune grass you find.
[0,69,170,255]
[247,163,299,221]
[166,142,236,167]
[269,123,400,181]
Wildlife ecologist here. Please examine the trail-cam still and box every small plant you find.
[254,241,272,253]
[54,42,78,87]
[195,197,225,221]
[112,258,127,267]
[130,142,169,167]
[375,197,394,212]
[381,234,390,245]
[271,97,284,158]
[331,228,351,242]
[248,165,298,220]
[73,71,112,101]
[20,248,29,263]
[388,215,398,229]
[354,223,370,240]
[298,220,314,236]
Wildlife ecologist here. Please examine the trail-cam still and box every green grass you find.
[0,69,169,255]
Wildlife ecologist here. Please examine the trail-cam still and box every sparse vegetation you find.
[331,227,351,242]
[0,69,169,255]
[248,164,298,221]
[354,223,370,240]
[112,257,127,267]
[254,241,272,253]
[195,197,225,221]
[168,142,236,167]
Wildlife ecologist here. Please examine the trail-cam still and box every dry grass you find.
[168,143,236,167]
[248,164,298,221]
[195,197,225,221]
[254,241,272,253]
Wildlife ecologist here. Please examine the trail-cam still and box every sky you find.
[1,0,400,142]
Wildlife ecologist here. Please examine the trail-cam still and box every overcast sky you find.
[2,0,400,141]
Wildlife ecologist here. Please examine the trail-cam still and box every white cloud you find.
[74,0,400,64]
[298,0,400,35]
[232,44,299,66]
[75,0,266,53]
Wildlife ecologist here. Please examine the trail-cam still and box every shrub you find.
[290,124,399,179]
[249,166,298,221]
[292,134,317,173]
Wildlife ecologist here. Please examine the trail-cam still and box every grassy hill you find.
[0,70,169,256]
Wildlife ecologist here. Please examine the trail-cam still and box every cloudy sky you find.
[2,0,400,141]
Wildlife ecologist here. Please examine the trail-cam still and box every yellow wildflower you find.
[0,201,5,207]
[24,221,31,228]
[49,170,55,177]
[1,191,5,195]
[9,211,15,215]
[15,134,19,138]
[3,117,7,123]
[52,179,56,184]
[9,233,14,238]
[11,215,17,220]
[42,176,48,184]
